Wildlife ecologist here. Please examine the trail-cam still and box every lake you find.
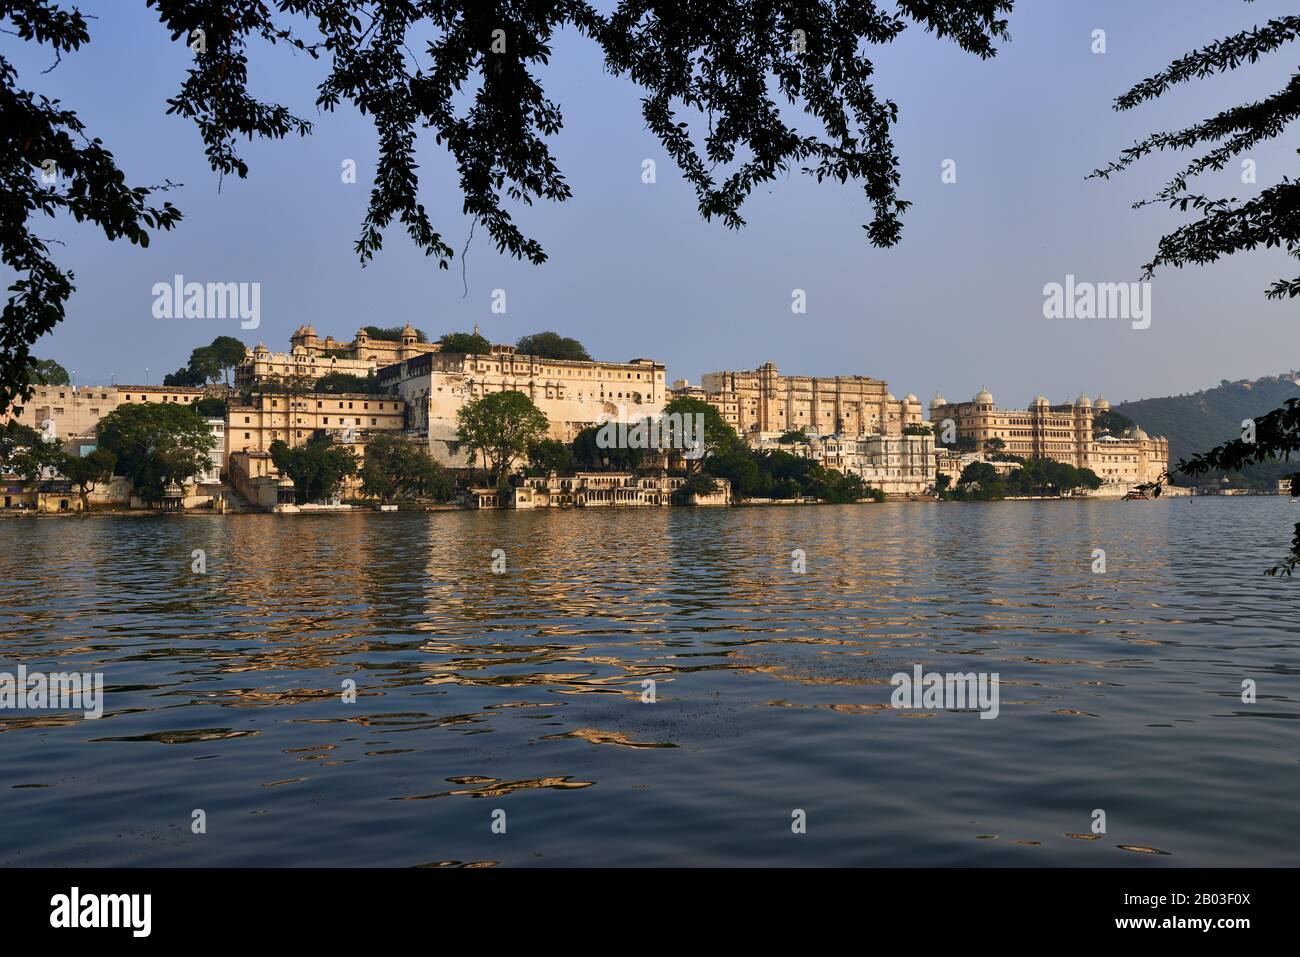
[1,498,1297,866]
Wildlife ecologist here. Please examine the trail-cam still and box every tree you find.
[96,403,213,503]
[661,396,740,474]
[163,336,245,387]
[208,335,247,388]
[571,424,645,472]
[162,365,204,387]
[186,345,223,385]
[957,461,1004,500]
[1092,409,1133,435]
[671,472,719,506]
[816,468,875,504]
[59,447,115,511]
[1091,9,1300,572]
[776,428,808,444]
[0,419,59,485]
[759,448,821,497]
[270,434,357,504]
[1,1,1013,414]
[438,331,492,355]
[315,370,377,394]
[983,437,1006,454]
[706,447,770,499]
[527,438,573,476]
[32,357,68,385]
[902,423,932,436]
[364,325,426,343]
[456,390,548,479]
[516,332,591,361]
[359,434,451,503]
[194,396,227,418]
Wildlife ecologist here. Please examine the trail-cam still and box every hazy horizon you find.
[6,0,1297,408]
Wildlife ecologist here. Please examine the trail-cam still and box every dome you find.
[355,326,370,339]
[1130,426,1149,441]
[885,392,896,402]
[974,387,993,405]
[254,342,268,353]
[1075,394,1091,408]
[904,393,918,404]
[1031,395,1049,408]
[303,324,316,336]
[1094,395,1110,411]
[931,392,947,408]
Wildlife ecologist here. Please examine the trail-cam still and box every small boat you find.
[1123,489,1149,500]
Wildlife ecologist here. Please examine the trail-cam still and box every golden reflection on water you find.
[1,502,1296,864]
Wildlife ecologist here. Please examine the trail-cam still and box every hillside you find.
[1112,373,1300,487]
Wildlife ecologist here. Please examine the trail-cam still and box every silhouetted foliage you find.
[1092,10,1300,572]
[1,0,1012,413]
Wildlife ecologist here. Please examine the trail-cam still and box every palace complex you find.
[234,324,441,390]
[378,344,666,465]
[929,390,1168,487]
[4,323,1173,510]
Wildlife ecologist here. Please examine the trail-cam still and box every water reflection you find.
[0,499,1297,866]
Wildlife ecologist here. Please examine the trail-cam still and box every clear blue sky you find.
[6,0,1297,405]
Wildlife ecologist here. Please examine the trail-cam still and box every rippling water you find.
[1,498,1298,866]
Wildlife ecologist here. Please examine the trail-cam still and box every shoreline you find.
[0,492,1271,518]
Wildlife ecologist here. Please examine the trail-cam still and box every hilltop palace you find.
[2,325,1169,510]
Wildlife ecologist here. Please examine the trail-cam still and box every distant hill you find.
[1112,373,1300,488]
